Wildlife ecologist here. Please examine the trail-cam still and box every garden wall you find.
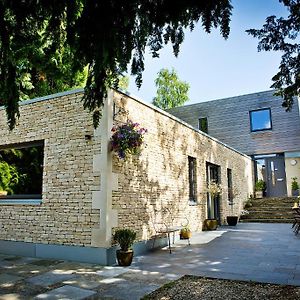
[0,91,101,247]
[0,88,253,264]
[111,91,254,241]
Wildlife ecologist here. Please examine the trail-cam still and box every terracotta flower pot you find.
[255,191,263,198]
[180,230,191,239]
[203,219,218,231]
[116,249,134,266]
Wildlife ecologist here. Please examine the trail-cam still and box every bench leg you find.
[152,235,157,249]
[167,232,172,254]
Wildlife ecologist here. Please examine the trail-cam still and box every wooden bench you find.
[151,207,190,254]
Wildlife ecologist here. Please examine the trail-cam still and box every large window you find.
[198,117,208,134]
[0,141,44,199]
[188,156,197,203]
[250,108,272,132]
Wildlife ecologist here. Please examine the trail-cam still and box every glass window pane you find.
[199,118,208,133]
[250,109,272,131]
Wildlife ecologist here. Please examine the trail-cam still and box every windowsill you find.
[189,201,199,206]
[250,129,272,133]
[0,199,42,205]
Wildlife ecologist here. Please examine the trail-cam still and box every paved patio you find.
[0,223,300,299]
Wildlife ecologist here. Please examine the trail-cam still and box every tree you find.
[152,68,190,109]
[246,0,299,110]
[0,1,232,130]
[118,75,130,91]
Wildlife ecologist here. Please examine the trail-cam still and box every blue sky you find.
[127,0,288,105]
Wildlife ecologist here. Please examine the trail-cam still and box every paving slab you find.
[1,223,300,299]
[34,285,96,300]
[95,280,160,300]
[63,275,103,289]
[0,274,23,286]
[26,270,76,287]
[96,266,130,277]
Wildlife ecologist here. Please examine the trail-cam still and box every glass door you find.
[206,162,221,223]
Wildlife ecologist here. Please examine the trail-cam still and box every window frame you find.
[198,117,208,134]
[0,140,44,204]
[188,156,197,203]
[249,108,272,132]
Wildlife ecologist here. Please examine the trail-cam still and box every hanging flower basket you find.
[110,120,147,159]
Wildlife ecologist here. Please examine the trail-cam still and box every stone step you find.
[248,201,297,207]
[246,207,295,211]
[246,210,294,216]
[242,197,296,224]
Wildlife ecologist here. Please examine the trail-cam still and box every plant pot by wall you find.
[116,249,134,266]
[203,219,218,231]
[0,191,7,197]
[227,216,238,226]
[180,231,191,239]
[255,191,263,198]
[292,189,300,197]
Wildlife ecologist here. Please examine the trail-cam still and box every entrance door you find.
[206,163,221,223]
[265,156,287,197]
[254,154,287,197]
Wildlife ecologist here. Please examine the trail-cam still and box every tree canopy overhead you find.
[152,68,190,110]
[0,0,232,130]
[247,0,299,110]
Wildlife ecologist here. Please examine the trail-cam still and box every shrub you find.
[113,229,136,251]
[255,180,266,191]
[291,177,299,191]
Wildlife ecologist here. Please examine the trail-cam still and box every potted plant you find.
[110,120,147,160]
[179,226,191,239]
[291,177,300,197]
[113,228,137,266]
[203,181,222,230]
[255,180,266,198]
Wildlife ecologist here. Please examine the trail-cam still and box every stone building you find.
[169,91,300,198]
[0,89,253,264]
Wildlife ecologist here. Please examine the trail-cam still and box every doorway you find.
[254,154,287,197]
[206,162,221,223]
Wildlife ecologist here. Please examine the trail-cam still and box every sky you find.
[127,0,288,105]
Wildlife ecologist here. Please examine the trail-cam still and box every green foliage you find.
[152,68,190,110]
[255,180,266,191]
[0,161,19,194]
[113,229,137,251]
[246,0,300,110]
[291,177,299,191]
[0,1,232,130]
[244,199,253,209]
[0,146,43,195]
[118,75,130,91]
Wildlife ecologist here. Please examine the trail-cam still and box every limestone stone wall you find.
[0,88,254,249]
[0,92,101,246]
[112,91,253,241]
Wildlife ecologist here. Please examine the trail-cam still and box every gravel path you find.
[143,276,300,300]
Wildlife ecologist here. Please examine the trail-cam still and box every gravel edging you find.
[142,275,300,300]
